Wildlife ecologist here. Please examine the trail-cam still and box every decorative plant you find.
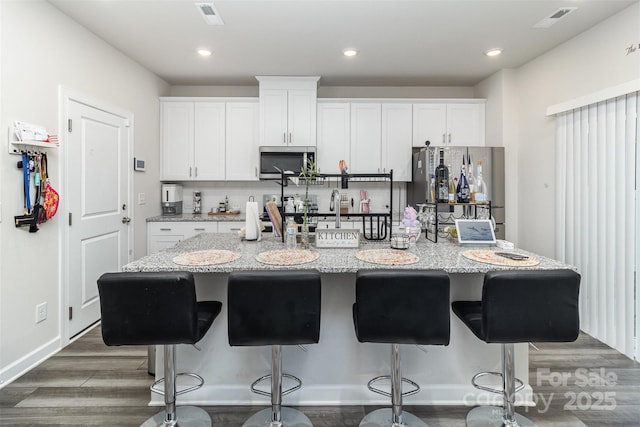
[299,160,320,227]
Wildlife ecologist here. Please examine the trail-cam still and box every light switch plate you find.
[138,193,146,205]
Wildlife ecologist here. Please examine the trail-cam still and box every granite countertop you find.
[124,232,573,274]
[147,213,246,222]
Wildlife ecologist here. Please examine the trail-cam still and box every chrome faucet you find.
[330,189,341,228]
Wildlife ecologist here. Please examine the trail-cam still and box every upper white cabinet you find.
[316,102,350,174]
[348,103,413,181]
[350,103,382,175]
[257,76,320,147]
[161,98,259,181]
[226,102,259,181]
[318,101,412,182]
[381,103,413,182]
[413,102,485,147]
[161,101,225,180]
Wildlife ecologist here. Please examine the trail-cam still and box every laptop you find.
[455,219,496,245]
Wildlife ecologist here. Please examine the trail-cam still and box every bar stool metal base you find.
[242,407,313,427]
[360,408,428,427]
[141,406,212,427]
[466,406,537,427]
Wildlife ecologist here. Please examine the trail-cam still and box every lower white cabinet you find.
[147,222,218,255]
[217,221,243,233]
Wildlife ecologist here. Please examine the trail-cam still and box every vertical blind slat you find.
[614,96,627,353]
[587,104,599,337]
[580,106,590,332]
[605,99,616,348]
[596,101,608,342]
[625,93,638,358]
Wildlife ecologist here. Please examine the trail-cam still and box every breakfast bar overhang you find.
[122,232,573,407]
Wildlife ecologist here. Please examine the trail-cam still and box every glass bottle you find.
[286,218,297,249]
[435,150,449,203]
[429,174,436,202]
[448,167,456,204]
[466,154,475,201]
[458,161,470,203]
[475,160,488,203]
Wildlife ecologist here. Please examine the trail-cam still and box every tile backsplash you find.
[166,180,407,221]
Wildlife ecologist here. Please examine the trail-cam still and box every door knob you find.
[122,217,131,224]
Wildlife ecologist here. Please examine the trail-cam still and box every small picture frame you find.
[133,157,145,172]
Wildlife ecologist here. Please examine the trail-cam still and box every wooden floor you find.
[1,327,639,426]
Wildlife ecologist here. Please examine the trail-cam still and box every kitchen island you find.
[123,232,572,407]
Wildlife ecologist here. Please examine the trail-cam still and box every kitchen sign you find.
[315,229,360,248]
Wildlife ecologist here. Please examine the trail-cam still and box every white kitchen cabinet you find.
[350,103,382,174]
[257,76,319,147]
[316,102,350,174]
[413,102,485,147]
[161,101,226,180]
[349,102,412,181]
[194,103,226,180]
[161,102,193,180]
[147,222,218,255]
[381,103,413,181]
[217,221,244,233]
[226,102,259,180]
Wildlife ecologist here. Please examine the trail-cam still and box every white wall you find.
[0,0,169,385]
[475,69,519,243]
[476,1,640,257]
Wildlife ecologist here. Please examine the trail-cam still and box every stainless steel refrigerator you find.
[407,146,506,239]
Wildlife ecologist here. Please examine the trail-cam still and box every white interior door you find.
[67,99,131,338]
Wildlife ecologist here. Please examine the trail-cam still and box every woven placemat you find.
[462,249,540,267]
[355,249,419,266]
[172,249,241,266]
[256,249,320,266]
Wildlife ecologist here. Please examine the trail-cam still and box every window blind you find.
[555,91,638,360]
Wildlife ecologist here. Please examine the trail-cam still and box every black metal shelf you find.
[278,170,394,241]
[421,201,492,243]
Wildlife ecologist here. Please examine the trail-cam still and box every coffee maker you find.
[161,184,183,215]
[193,191,202,214]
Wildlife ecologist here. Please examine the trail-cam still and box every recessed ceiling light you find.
[197,49,212,57]
[343,48,358,57]
[484,48,503,57]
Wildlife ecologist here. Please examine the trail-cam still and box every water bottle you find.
[286,218,297,249]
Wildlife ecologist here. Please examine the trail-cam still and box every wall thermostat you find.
[134,157,145,171]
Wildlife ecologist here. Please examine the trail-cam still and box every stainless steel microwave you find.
[259,146,316,180]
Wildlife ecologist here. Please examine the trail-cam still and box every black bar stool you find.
[353,270,451,427]
[98,271,222,427]
[228,270,321,427]
[452,270,580,427]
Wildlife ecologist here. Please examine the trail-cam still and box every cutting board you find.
[265,201,282,237]
[207,210,240,216]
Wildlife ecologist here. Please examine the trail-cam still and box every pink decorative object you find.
[402,206,420,228]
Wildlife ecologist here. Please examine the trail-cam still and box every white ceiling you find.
[47,0,636,87]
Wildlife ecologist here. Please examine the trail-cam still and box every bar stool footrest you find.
[151,372,205,397]
[367,375,420,398]
[250,373,302,398]
[471,371,525,395]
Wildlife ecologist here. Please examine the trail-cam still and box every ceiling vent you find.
[195,2,224,26]
[533,7,577,28]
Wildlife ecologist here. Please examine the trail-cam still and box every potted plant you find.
[298,160,320,248]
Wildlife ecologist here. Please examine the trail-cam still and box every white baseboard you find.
[0,336,61,388]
